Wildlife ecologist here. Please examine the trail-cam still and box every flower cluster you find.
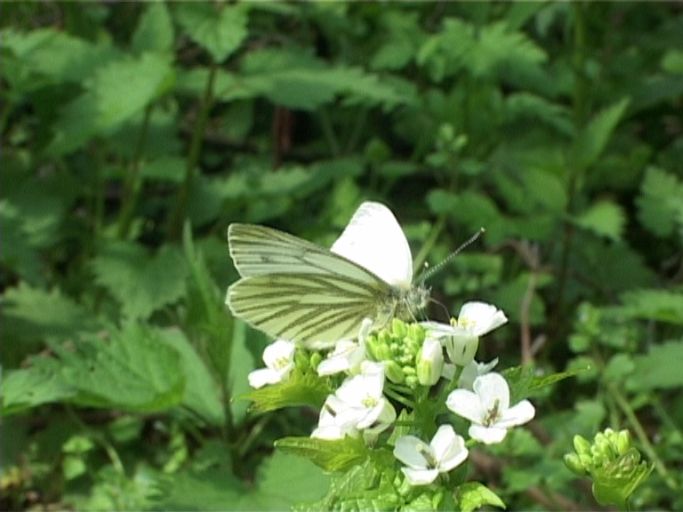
[248,301,536,487]
[564,428,653,508]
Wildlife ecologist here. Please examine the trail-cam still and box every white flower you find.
[422,302,507,366]
[393,425,468,486]
[311,395,360,440]
[317,318,373,376]
[247,339,296,389]
[334,361,396,431]
[446,372,535,445]
[416,338,444,386]
[457,358,499,390]
[456,302,508,336]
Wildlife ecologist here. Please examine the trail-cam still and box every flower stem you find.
[116,104,153,239]
[167,63,217,240]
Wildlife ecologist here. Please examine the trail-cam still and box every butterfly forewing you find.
[227,223,395,343]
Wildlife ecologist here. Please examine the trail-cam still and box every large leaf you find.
[132,3,174,55]
[91,242,188,320]
[58,323,186,412]
[174,3,248,63]
[637,167,683,238]
[572,98,630,171]
[275,436,368,473]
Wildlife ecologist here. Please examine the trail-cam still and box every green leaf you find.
[49,53,174,153]
[1,360,73,415]
[91,242,188,320]
[58,323,185,412]
[244,369,332,413]
[454,482,506,512]
[572,98,630,171]
[2,282,100,343]
[662,49,683,75]
[132,3,174,55]
[637,167,683,237]
[574,200,625,241]
[505,366,583,402]
[175,3,248,63]
[157,328,224,426]
[627,340,683,391]
[245,452,330,510]
[275,436,367,473]
[619,289,683,324]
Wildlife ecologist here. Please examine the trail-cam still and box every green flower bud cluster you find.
[366,319,426,388]
[294,349,322,372]
[564,428,652,509]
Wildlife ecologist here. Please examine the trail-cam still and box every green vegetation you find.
[1,2,682,510]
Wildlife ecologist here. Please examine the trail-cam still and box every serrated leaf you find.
[454,482,506,512]
[243,369,332,413]
[246,452,329,509]
[2,282,100,343]
[619,289,683,324]
[504,366,583,402]
[1,360,73,415]
[175,3,248,63]
[275,436,367,473]
[158,328,224,426]
[637,167,683,237]
[627,340,683,391]
[59,323,185,412]
[91,242,188,320]
[572,98,629,171]
[49,53,174,153]
[574,200,625,241]
[132,3,174,55]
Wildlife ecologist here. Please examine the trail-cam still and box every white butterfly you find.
[226,201,429,345]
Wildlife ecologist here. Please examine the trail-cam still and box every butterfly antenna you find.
[418,228,485,283]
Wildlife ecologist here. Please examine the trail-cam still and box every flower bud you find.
[385,361,406,384]
[391,318,407,338]
[444,333,479,366]
[616,430,631,456]
[573,435,591,457]
[309,351,322,369]
[416,338,444,386]
[564,453,587,475]
[407,324,425,343]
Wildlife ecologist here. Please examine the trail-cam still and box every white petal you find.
[458,302,507,336]
[311,424,358,440]
[317,340,365,376]
[247,368,281,389]
[430,425,468,472]
[401,467,440,486]
[262,339,295,367]
[394,436,430,469]
[457,358,498,390]
[469,424,508,444]
[330,202,413,288]
[355,397,392,429]
[335,374,368,405]
[446,389,484,423]
[444,332,479,366]
[497,400,535,428]
[473,373,510,411]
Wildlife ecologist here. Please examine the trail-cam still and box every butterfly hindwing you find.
[228,272,390,342]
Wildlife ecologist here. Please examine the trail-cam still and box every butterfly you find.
[226,201,429,345]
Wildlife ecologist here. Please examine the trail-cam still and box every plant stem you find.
[608,383,679,491]
[168,63,217,240]
[116,104,153,239]
[318,107,340,156]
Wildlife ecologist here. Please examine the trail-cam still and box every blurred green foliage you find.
[1,2,682,510]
